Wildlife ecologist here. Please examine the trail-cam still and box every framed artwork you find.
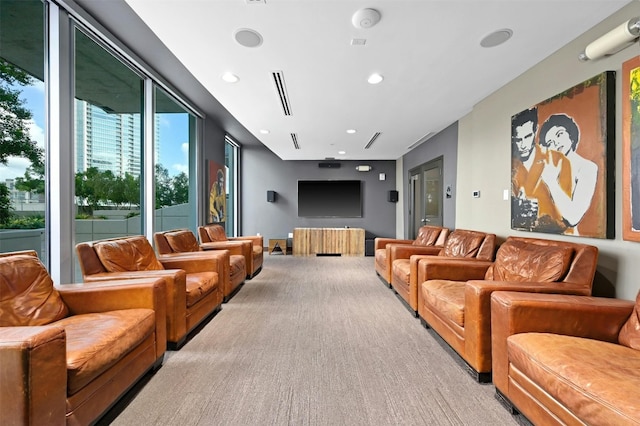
[623,57,640,242]
[511,71,614,239]
[208,160,227,224]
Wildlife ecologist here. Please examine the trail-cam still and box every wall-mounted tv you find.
[298,180,362,217]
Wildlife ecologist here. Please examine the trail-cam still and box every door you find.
[409,157,443,238]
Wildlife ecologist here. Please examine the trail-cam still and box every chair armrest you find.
[82,270,186,344]
[0,327,67,425]
[200,241,248,257]
[463,279,613,373]
[375,238,414,250]
[390,245,441,261]
[491,291,635,393]
[417,258,492,285]
[158,253,224,274]
[229,235,262,248]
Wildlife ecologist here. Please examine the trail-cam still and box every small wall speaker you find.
[267,190,277,203]
[388,190,398,203]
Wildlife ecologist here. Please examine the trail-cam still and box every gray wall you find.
[241,145,397,241]
[402,122,458,236]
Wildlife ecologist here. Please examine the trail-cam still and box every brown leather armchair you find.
[154,229,246,302]
[417,236,598,382]
[77,235,224,349]
[491,291,639,425]
[198,224,263,278]
[0,250,166,426]
[390,229,496,316]
[374,225,449,286]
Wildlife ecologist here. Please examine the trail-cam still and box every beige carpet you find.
[107,256,519,425]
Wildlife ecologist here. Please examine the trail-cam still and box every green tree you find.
[0,183,12,225]
[172,172,189,205]
[14,163,45,195]
[155,164,173,208]
[122,172,140,208]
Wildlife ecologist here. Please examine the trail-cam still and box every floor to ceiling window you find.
[0,0,47,261]
[73,27,143,272]
[154,86,196,232]
[225,135,239,236]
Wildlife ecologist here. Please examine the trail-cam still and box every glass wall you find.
[0,0,47,261]
[154,86,195,232]
[73,28,143,262]
[225,136,239,236]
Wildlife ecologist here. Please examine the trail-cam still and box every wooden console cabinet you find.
[293,228,365,256]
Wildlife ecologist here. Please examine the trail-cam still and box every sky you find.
[1,80,189,182]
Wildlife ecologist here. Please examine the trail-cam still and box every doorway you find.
[409,157,443,239]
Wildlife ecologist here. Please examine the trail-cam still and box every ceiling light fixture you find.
[338,150,346,155]
[221,72,239,83]
[346,129,357,134]
[234,28,263,48]
[368,73,383,84]
[579,17,640,61]
[352,8,381,29]
[260,129,270,134]
[480,28,513,48]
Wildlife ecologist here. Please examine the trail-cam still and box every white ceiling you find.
[124,0,630,161]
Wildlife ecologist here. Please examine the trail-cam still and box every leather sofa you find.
[198,224,263,278]
[76,235,224,349]
[374,225,449,286]
[0,250,166,425]
[390,229,496,316]
[491,291,639,425]
[417,236,598,382]
[154,229,246,302]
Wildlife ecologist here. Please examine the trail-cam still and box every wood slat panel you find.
[293,228,364,256]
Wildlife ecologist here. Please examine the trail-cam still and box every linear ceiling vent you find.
[364,132,381,149]
[407,132,435,150]
[272,71,292,116]
[291,133,300,149]
[245,0,266,4]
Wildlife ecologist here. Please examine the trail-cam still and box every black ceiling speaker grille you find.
[272,71,292,116]
[291,133,300,149]
[364,132,381,149]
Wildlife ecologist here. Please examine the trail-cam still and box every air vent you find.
[272,71,292,116]
[407,132,435,150]
[245,0,266,4]
[291,133,300,149]
[351,38,367,46]
[364,132,381,149]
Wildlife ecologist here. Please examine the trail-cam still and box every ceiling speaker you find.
[319,162,341,169]
[352,8,381,29]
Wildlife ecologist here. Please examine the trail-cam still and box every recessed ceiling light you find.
[221,72,239,83]
[234,28,263,48]
[346,129,357,134]
[480,29,513,48]
[368,73,384,84]
[259,129,270,134]
[338,150,346,155]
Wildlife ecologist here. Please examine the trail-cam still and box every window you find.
[225,135,239,236]
[154,86,195,232]
[73,28,143,272]
[0,0,47,261]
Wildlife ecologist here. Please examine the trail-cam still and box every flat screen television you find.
[298,180,362,217]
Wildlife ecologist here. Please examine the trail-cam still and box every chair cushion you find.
[508,333,640,424]
[94,236,164,272]
[185,272,218,307]
[165,230,202,253]
[392,259,411,283]
[442,230,485,258]
[56,308,155,395]
[487,239,573,282]
[413,227,441,246]
[0,255,68,326]
[230,255,246,276]
[204,225,228,242]
[619,290,640,350]
[422,280,465,327]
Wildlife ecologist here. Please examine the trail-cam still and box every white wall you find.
[456,2,640,300]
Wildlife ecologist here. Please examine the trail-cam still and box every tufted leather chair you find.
[154,229,246,302]
[76,235,224,348]
[417,236,598,382]
[374,225,449,286]
[198,224,263,279]
[390,229,496,316]
[0,250,166,425]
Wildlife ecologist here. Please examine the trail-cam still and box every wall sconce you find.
[356,165,372,172]
[579,17,640,61]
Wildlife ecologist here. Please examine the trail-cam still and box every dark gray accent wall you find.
[402,122,458,237]
[242,145,397,241]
